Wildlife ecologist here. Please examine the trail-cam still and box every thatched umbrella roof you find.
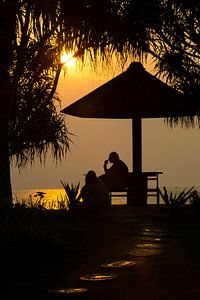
[61,62,197,119]
[61,62,198,173]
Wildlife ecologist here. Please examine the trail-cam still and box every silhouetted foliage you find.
[60,181,80,211]
[9,41,70,166]
[190,190,200,215]
[7,3,70,167]
[60,0,199,103]
[159,186,194,214]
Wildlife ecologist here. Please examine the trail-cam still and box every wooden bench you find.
[110,171,162,205]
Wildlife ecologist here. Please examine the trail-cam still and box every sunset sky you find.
[11,59,200,190]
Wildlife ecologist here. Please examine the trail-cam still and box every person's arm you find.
[104,160,109,173]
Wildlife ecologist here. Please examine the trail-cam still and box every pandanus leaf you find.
[160,186,194,210]
[60,180,80,209]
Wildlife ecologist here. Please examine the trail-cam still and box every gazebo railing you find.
[109,171,163,206]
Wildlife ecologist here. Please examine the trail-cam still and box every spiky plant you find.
[189,190,200,214]
[60,181,80,211]
[159,186,194,213]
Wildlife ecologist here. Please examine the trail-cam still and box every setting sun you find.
[60,49,76,68]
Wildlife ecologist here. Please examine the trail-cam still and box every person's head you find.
[85,170,97,185]
[108,152,119,163]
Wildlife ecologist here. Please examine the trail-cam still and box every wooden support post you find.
[132,117,142,173]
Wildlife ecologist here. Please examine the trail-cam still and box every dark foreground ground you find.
[1,205,200,300]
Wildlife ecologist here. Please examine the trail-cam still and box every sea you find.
[12,185,199,209]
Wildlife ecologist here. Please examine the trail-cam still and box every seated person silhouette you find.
[99,152,129,191]
[78,170,110,212]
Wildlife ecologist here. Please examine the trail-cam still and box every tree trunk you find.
[0,109,12,210]
[0,1,17,210]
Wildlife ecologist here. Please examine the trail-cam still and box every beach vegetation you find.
[60,181,80,211]
[13,193,69,211]
[159,186,194,214]
[55,194,68,210]
[33,192,47,210]
[189,190,200,215]
[13,193,48,210]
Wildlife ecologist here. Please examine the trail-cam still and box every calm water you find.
[13,186,199,209]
